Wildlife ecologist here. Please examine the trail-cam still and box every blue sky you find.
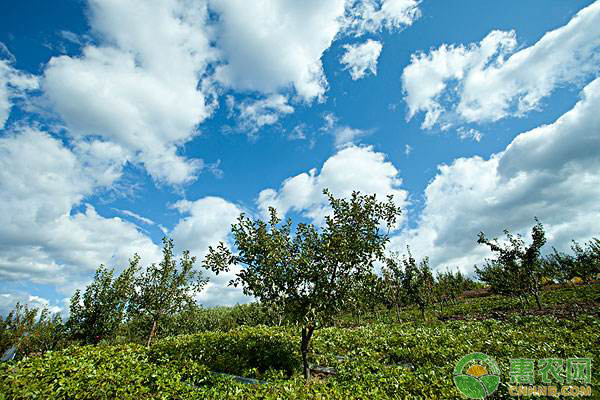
[1,0,599,314]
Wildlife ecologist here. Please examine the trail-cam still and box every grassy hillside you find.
[1,285,598,399]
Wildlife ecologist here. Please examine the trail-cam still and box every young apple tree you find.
[203,189,401,380]
[130,238,208,347]
[384,248,435,320]
[475,218,547,309]
[68,257,139,344]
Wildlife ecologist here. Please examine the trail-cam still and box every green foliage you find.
[309,315,599,399]
[204,189,401,379]
[3,213,599,398]
[129,237,208,346]
[570,238,600,283]
[544,248,577,284]
[0,343,212,399]
[2,295,597,399]
[0,303,68,360]
[151,302,285,339]
[394,284,600,323]
[347,273,387,323]
[475,218,547,309]
[67,256,139,344]
[434,268,473,309]
[543,238,600,286]
[149,325,301,378]
[382,248,435,319]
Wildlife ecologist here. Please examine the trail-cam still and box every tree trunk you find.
[395,304,401,323]
[301,325,314,381]
[534,293,542,310]
[146,319,157,347]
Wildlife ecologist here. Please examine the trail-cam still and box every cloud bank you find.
[402,1,600,129]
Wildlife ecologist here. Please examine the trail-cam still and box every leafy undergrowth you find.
[148,325,301,378]
[0,344,213,399]
[1,287,599,399]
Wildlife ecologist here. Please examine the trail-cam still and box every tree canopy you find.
[204,189,401,379]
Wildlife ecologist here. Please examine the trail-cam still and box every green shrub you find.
[0,343,213,399]
[149,325,301,378]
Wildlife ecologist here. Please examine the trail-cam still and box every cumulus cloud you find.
[343,0,420,36]
[43,0,216,185]
[0,50,39,129]
[0,128,161,294]
[211,0,346,102]
[392,77,600,274]
[171,196,242,257]
[211,0,420,101]
[402,1,600,129]
[171,196,249,306]
[341,39,383,80]
[257,145,408,225]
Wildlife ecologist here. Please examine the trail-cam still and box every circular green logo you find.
[453,353,501,399]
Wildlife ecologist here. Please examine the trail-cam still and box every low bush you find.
[0,344,214,399]
[149,325,301,378]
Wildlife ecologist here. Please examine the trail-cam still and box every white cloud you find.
[211,0,346,102]
[321,112,371,148]
[392,77,600,274]
[288,124,307,140]
[0,51,39,129]
[0,293,62,317]
[457,127,482,142]
[343,0,420,36]
[211,0,420,101]
[404,144,412,156]
[171,196,242,257]
[230,94,294,135]
[43,0,216,185]
[341,39,383,80]
[0,128,161,293]
[171,196,249,306]
[322,112,338,131]
[257,145,408,225]
[402,1,600,129]
[73,139,129,187]
[333,126,371,148]
[113,209,156,226]
[206,159,225,179]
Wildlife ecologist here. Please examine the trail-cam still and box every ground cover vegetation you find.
[1,191,599,398]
